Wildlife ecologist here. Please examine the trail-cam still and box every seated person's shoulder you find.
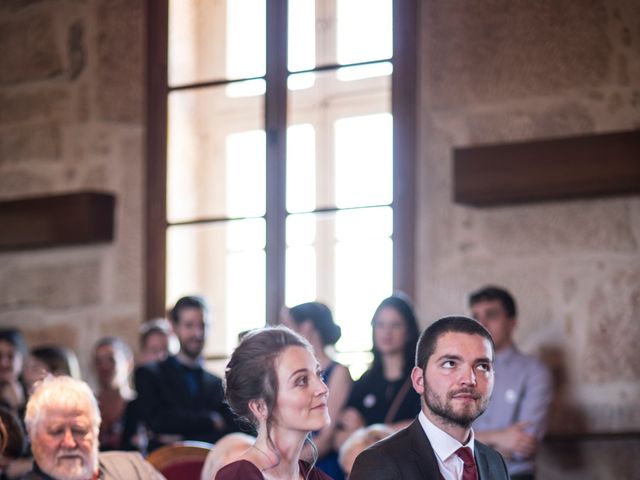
[215,460,263,480]
[100,451,167,479]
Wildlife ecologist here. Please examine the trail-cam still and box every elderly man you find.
[21,376,165,480]
[350,316,509,480]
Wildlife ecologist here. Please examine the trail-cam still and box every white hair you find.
[25,375,101,434]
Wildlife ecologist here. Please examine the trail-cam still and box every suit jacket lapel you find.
[475,446,491,480]
[408,419,442,479]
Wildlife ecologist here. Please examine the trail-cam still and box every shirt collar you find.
[418,410,475,462]
[171,354,203,371]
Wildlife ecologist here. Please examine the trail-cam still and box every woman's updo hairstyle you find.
[224,326,312,430]
[288,302,341,347]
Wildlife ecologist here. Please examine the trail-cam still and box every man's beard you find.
[180,338,204,359]
[47,447,98,480]
[424,379,489,429]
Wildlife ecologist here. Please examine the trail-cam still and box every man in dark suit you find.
[135,296,236,452]
[350,316,510,480]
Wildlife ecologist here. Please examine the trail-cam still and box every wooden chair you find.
[146,441,213,480]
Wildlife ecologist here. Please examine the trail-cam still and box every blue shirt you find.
[474,345,553,475]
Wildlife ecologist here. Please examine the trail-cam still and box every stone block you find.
[0,260,101,310]
[477,198,637,255]
[467,102,595,144]
[583,264,640,383]
[100,312,140,350]
[0,13,63,85]
[20,323,79,351]
[94,0,144,122]
[68,20,85,80]
[422,0,611,109]
[0,123,61,165]
[112,135,143,304]
[0,169,52,198]
[0,0,48,12]
[0,88,71,125]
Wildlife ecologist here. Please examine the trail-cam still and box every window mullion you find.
[265,0,288,325]
[392,0,417,299]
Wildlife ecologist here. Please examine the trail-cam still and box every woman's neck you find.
[253,426,307,479]
[382,351,404,381]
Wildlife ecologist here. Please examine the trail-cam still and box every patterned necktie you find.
[456,446,479,480]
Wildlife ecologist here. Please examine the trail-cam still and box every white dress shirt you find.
[418,410,476,480]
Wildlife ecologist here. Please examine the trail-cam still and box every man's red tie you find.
[456,447,479,480]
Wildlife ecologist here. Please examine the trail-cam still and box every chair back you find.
[146,440,212,480]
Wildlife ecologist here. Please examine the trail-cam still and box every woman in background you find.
[334,294,421,450]
[0,329,27,415]
[216,326,332,480]
[283,302,352,479]
[93,336,135,451]
[22,345,81,393]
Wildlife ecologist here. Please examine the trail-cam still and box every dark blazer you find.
[350,419,510,480]
[135,356,236,450]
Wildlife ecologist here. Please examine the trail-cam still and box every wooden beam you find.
[454,130,640,206]
[145,0,169,320]
[0,192,115,251]
[393,0,418,299]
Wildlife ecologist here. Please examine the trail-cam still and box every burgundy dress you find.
[215,459,334,480]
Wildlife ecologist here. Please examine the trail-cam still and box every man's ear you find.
[411,366,425,394]
[248,398,268,421]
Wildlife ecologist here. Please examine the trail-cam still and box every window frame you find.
[144,0,418,326]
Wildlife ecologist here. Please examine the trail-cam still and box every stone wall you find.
[0,0,145,380]
[1,0,638,476]
[416,0,640,477]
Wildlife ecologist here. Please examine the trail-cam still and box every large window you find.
[146,0,417,374]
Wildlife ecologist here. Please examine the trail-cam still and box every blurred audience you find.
[0,329,27,414]
[22,346,80,394]
[22,375,165,480]
[335,295,421,450]
[0,405,28,479]
[282,302,352,479]
[92,337,135,451]
[215,326,332,480]
[200,432,254,480]
[470,286,553,480]
[338,424,393,478]
[135,296,236,452]
[137,319,178,365]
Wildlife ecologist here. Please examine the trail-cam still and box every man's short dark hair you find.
[169,296,209,324]
[415,316,495,370]
[468,285,517,318]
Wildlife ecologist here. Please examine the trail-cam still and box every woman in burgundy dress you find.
[215,326,334,480]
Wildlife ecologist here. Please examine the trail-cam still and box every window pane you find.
[284,209,392,368]
[167,85,265,223]
[166,220,266,357]
[337,0,392,64]
[335,113,392,208]
[287,124,316,213]
[288,68,391,211]
[168,0,266,86]
[288,0,315,72]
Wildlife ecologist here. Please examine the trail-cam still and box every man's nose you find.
[60,428,77,448]
[459,365,477,385]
